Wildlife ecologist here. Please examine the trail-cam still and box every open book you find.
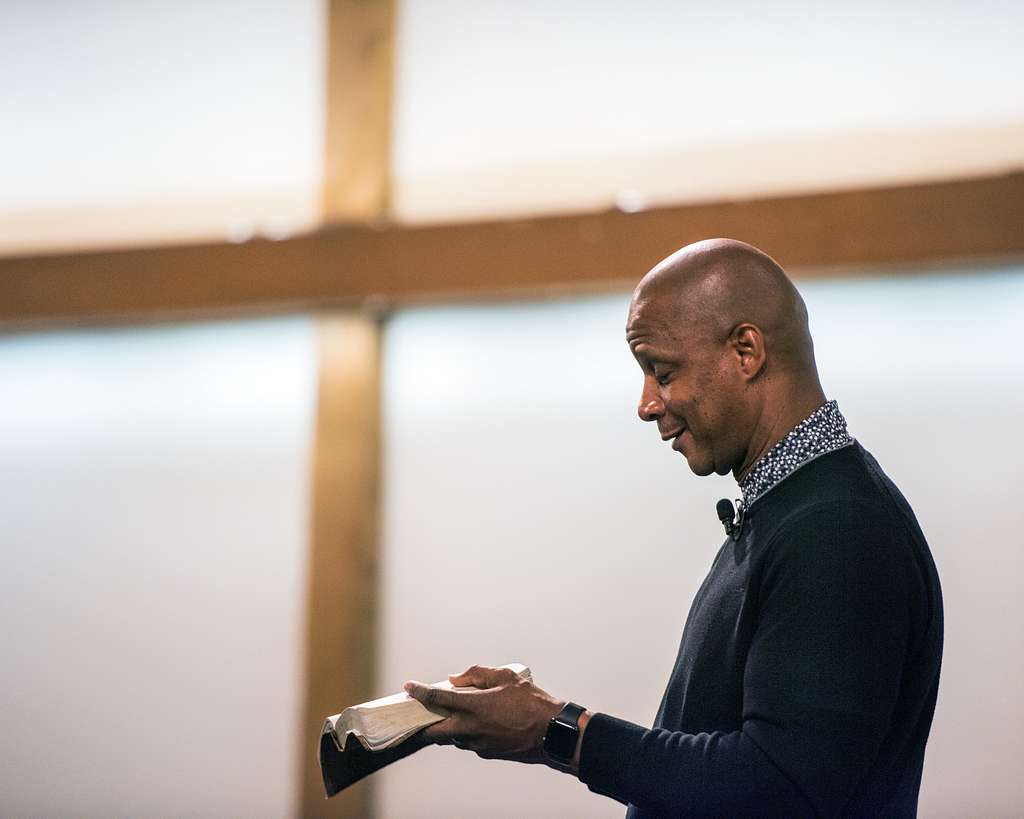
[320,663,531,797]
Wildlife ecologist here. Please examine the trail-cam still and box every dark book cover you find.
[320,731,427,797]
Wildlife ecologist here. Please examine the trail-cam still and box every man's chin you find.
[682,452,715,477]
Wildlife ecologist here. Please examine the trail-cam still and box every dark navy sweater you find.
[578,443,944,818]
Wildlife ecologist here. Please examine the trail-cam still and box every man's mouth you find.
[662,428,686,446]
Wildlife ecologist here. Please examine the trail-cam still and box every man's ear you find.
[730,323,767,380]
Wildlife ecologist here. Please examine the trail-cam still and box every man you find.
[404,238,944,817]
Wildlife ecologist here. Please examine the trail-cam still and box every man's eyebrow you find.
[632,349,678,374]
[633,343,671,361]
[626,336,647,356]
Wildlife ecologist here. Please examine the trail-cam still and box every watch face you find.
[544,716,578,762]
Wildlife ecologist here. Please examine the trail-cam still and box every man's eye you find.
[655,372,672,386]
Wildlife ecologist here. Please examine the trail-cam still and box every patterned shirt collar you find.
[739,399,854,508]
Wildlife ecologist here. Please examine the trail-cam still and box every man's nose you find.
[638,381,664,422]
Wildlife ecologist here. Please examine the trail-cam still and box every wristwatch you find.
[543,702,586,764]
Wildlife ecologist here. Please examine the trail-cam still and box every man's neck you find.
[734,387,827,483]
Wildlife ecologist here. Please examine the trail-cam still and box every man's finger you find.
[418,719,457,745]
[404,680,459,712]
[418,715,480,748]
[448,664,518,689]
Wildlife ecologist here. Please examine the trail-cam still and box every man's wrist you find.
[570,709,591,773]
[542,702,590,770]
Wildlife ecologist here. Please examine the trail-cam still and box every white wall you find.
[378,267,1024,818]
[0,0,325,252]
[0,316,317,818]
[394,0,1024,221]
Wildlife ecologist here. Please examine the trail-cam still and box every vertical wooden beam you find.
[302,3,394,814]
[322,0,396,221]
[300,314,381,818]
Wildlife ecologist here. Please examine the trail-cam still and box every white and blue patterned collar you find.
[739,400,854,508]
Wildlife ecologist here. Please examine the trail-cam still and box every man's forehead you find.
[627,289,721,361]
[627,289,680,334]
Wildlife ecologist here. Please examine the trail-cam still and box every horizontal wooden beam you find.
[2,172,1022,328]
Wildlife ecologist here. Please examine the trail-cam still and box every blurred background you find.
[1,1,1022,817]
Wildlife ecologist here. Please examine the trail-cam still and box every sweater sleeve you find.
[577,502,914,817]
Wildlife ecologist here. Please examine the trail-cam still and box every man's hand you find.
[403,665,565,765]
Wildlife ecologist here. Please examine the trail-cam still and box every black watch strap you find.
[543,701,586,764]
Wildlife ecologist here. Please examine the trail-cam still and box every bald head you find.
[627,238,825,479]
[632,238,816,377]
